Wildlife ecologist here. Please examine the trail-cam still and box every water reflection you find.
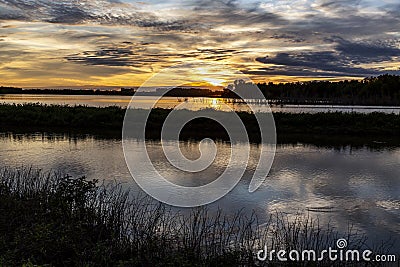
[0,133,399,250]
[1,94,400,114]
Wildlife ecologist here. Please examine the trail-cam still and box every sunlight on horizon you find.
[0,0,399,88]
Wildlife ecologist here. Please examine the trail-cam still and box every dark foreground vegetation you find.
[0,168,394,266]
[0,104,399,144]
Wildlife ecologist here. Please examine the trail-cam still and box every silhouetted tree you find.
[222,74,400,105]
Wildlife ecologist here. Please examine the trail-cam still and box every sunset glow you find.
[0,0,400,88]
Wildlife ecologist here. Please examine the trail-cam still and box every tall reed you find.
[0,168,394,266]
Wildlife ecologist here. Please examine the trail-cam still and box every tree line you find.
[223,74,400,105]
[2,74,400,105]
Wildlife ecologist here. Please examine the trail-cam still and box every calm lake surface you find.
[0,133,399,251]
[2,94,400,114]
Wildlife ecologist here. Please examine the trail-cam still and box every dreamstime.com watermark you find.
[122,61,276,207]
[257,238,397,263]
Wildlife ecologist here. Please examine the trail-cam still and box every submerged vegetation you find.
[0,168,393,266]
[0,103,399,143]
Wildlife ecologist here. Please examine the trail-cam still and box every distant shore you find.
[0,104,399,145]
[2,74,400,106]
[0,86,222,97]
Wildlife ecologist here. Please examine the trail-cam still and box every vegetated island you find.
[1,74,400,105]
[0,104,399,146]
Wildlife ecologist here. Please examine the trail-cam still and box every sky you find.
[0,0,400,88]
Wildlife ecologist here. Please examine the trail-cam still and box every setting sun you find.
[2,0,398,89]
[203,78,226,86]
[0,1,400,265]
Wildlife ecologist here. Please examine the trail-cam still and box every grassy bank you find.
[0,168,392,266]
[0,103,399,143]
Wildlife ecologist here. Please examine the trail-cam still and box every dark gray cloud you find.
[196,48,240,60]
[334,38,400,58]
[45,4,94,24]
[255,53,379,77]
[66,44,156,67]
[254,38,400,77]
[257,52,339,70]
[250,66,396,79]
[193,0,286,27]
[0,0,194,31]
[244,67,383,78]
[66,44,239,67]
[314,14,398,37]
[270,34,306,43]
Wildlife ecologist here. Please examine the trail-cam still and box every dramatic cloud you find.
[254,37,400,77]
[0,0,400,86]
[0,0,194,31]
[335,38,400,59]
[66,44,240,67]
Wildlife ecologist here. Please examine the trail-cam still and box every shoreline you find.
[3,93,400,107]
[0,103,399,144]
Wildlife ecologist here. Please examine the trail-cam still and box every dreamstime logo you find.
[336,238,348,249]
[122,61,276,207]
[257,238,397,263]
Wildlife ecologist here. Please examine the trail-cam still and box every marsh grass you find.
[0,104,399,141]
[0,168,395,266]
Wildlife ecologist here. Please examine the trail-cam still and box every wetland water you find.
[0,133,399,252]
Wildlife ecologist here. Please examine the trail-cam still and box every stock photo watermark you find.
[257,238,397,263]
[122,61,276,207]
